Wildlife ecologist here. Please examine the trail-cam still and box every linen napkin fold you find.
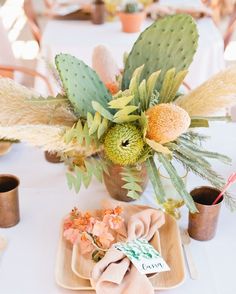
[90,207,165,294]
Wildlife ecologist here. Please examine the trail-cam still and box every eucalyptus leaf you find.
[113,114,140,123]
[147,70,161,99]
[146,138,172,155]
[159,68,176,103]
[139,112,148,138]
[190,119,209,128]
[114,105,138,118]
[138,79,147,111]
[158,154,197,213]
[146,157,165,203]
[127,190,141,199]
[92,101,114,121]
[122,182,143,192]
[97,118,108,139]
[87,112,93,128]
[167,70,188,102]
[108,95,134,109]
[89,112,101,135]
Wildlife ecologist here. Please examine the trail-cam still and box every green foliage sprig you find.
[67,156,109,192]
[145,157,165,204]
[121,166,143,199]
[64,120,98,148]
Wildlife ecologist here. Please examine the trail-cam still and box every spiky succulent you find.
[104,123,144,165]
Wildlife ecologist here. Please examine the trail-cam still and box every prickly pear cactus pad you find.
[122,14,198,91]
[55,54,112,118]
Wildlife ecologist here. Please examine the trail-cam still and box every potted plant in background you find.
[118,1,146,33]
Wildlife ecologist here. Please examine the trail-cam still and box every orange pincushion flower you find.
[146,103,191,144]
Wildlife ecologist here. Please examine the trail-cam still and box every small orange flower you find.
[70,207,79,219]
[63,206,125,253]
[97,231,114,249]
[106,82,119,94]
[103,214,124,230]
[63,228,80,244]
[81,232,88,241]
[80,233,94,254]
[84,211,91,219]
[64,217,73,230]
[114,206,122,215]
[103,208,114,215]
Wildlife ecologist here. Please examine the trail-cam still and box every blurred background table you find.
[35,17,224,96]
[0,122,236,294]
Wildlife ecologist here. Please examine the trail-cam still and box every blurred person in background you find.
[202,0,236,22]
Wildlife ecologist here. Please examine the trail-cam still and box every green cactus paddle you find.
[55,54,112,118]
[122,14,198,91]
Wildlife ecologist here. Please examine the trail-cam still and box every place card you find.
[114,238,170,275]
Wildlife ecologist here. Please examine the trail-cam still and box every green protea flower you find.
[104,123,144,165]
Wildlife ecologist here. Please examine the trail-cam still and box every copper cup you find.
[0,174,20,228]
[188,186,223,241]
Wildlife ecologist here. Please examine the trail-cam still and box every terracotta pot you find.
[188,186,223,241]
[103,163,148,202]
[44,151,62,164]
[119,11,146,33]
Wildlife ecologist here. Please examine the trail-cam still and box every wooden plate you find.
[55,213,185,290]
[71,244,95,280]
[55,229,91,290]
[149,213,185,289]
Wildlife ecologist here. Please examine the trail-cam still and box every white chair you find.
[0,18,17,78]
[0,18,53,95]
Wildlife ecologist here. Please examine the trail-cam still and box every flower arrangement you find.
[63,206,124,261]
[0,14,236,213]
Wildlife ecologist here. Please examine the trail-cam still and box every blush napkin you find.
[90,206,165,294]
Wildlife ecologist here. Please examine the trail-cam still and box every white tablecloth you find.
[0,122,236,294]
[35,17,224,96]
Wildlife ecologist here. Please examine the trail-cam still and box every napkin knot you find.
[90,207,165,294]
